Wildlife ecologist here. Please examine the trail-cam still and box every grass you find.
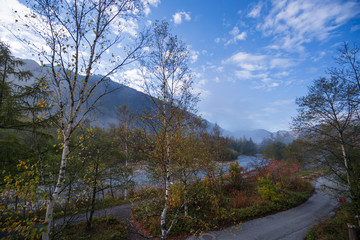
[59,216,127,240]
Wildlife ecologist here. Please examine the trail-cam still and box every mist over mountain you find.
[223,128,297,145]
[264,130,297,145]
[14,59,292,137]
[222,129,271,144]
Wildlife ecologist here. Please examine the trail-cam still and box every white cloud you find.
[190,49,199,63]
[248,2,263,18]
[311,51,327,62]
[214,37,226,43]
[223,51,297,90]
[193,78,211,98]
[270,99,294,106]
[262,107,278,114]
[273,71,290,77]
[224,51,296,71]
[141,0,161,16]
[225,26,247,45]
[216,66,224,72]
[115,17,138,36]
[224,52,267,71]
[259,0,360,52]
[173,11,191,25]
[0,0,45,58]
[252,78,282,91]
[235,70,267,79]
[120,68,145,92]
[351,24,360,32]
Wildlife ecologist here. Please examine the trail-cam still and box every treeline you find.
[207,124,258,162]
[259,139,305,162]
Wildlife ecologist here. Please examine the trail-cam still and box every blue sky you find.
[145,0,360,132]
[1,0,360,132]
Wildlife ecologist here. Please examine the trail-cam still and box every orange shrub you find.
[229,190,252,208]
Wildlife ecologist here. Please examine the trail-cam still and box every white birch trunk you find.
[42,135,70,240]
[340,142,351,186]
[124,142,128,200]
[161,132,171,240]
[160,168,170,240]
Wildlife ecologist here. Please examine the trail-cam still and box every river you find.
[131,155,266,188]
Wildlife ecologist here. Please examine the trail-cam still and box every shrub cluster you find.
[133,160,313,238]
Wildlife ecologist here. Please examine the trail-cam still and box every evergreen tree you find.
[0,41,32,129]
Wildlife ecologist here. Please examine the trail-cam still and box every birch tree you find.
[293,60,360,216]
[115,104,136,200]
[14,1,147,239]
[141,21,198,240]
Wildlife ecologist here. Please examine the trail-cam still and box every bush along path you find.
[186,177,338,240]
[54,163,335,240]
[131,161,318,239]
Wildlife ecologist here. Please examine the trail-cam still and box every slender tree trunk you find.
[183,171,188,217]
[161,133,171,240]
[184,188,188,217]
[64,181,72,216]
[124,142,128,200]
[42,134,70,240]
[0,58,8,107]
[339,132,351,186]
[87,161,98,229]
[161,164,170,240]
[15,195,18,213]
[109,168,114,199]
[340,143,350,184]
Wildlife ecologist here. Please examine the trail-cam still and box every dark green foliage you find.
[263,141,286,160]
[0,132,31,177]
[0,41,33,130]
[259,139,306,162]
[231,138,257,156]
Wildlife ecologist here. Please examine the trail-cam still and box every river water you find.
[131,155,266,188]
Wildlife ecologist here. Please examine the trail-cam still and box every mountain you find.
[12,59,188,128]
[82,74,153,128]
[224,129,272,144]
[264,130,297,145]
[223,128,298,145]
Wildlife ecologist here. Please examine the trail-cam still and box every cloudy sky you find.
[1,0,360,132]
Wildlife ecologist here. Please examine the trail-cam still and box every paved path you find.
[54,202,132,226]
[187,177,338,240]
[53,201,142,239]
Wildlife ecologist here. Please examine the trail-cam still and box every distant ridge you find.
[223,128,297,145]
[223,129,272,144]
